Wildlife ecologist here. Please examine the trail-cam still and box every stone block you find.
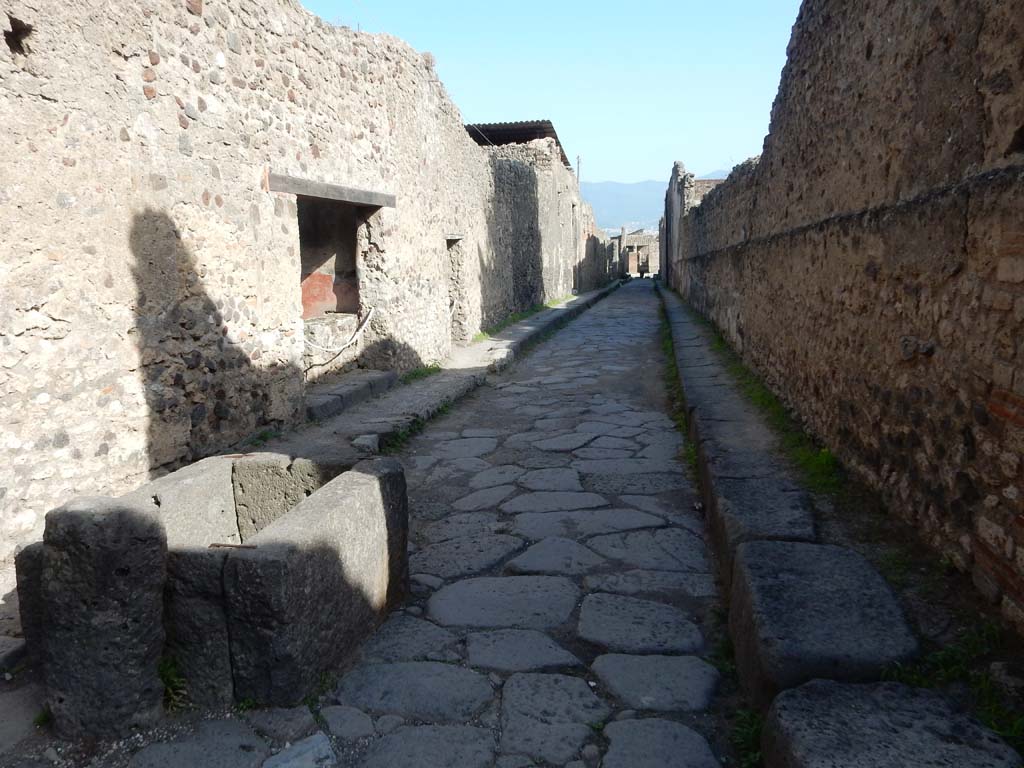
[231,453,338,541]
[164,547,233,707]
[708,476,815,586]
[729,541,918,706]
[120,457,238,548]
[224,459,407,705]
[14,543,44,666]
[41,497,167,738]
[762,680,1021,767]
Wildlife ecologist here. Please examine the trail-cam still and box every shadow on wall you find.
[128,209,303,474]
[475,155,543,331]
[575,233,614,292]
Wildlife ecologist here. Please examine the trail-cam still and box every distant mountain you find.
[580,180,665,232]
[698,169,730,180]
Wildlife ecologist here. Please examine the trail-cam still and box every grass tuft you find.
[400,363,441,385]
[731,709,764,768]
[158,656,189,712]
[246,428,280,447]
[33,707,53,729]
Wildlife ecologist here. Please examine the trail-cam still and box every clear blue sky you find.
[299,1,803,183]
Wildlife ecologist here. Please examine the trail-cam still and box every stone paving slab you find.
[763,680,1022,768]
[128,719,269,768]
[466,629,582,672]
[428,576,580,628]
[511,508,665,540]
[408,533,524,579]
[362,725,497,768]
[587,528,710,572]
[358,614,460,663]
[333,662,493,722]
[592,654,719,711]
[604,718,720,768]
[505,537,606,575]
[577,593,704,653]
[730,540,919,706]
[499,673,611,764]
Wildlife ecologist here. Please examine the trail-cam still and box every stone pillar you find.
[41,497,167,738]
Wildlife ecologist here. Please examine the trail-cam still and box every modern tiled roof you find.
[465,120,572,168]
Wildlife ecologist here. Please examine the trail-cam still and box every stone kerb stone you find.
[729,540,919,707]
[17,455,409,718]
[762,680,1022,768]
[40,497,167,739]
[224,458,408,705]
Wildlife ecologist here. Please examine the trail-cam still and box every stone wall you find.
[0,0,610,562]
[665,0,1024,626]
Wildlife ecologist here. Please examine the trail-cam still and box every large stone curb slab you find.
[224,459,408,705]
[730,540,918,706]
[604,718,719,768]
[762,680,1021,768]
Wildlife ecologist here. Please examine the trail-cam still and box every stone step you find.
[762,680,1022,768]
[304,369,398,421]
[729,540,919,706]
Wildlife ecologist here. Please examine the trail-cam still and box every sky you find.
[299,0,803,183]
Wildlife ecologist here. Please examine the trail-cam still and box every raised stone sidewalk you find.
[658,285,1021,767]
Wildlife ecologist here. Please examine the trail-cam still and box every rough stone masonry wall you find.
[0,0,607,562]
[666,0,1024,626]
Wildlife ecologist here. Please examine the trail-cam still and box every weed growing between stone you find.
[380,402,454,454]
[158,657,188,712]
[399,363,442,385]
[730,709,764,768]
[33,706,52,728]
[246,428,281,448]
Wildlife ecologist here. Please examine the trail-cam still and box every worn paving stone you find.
[501,491,608,513]
[518,467,583,492]
[360,614,460,663]
[512,508,664,540]
[572,458,681,475]
[577,593,704,653]
[334,662,493,722]
[589,436,639,450]
[320,705,374,741]
[409,533,524,579]
[506,537,606,575]
[585,570,718,600]
[428,576,580,629]
[586,472,689,495]
[422,512,502,543]
[603,719,719,768]
[730,541,919,705]
[534,433,596,451]
[450,457,492,473]
[262,732,335,767]
[470,465,526,489]
[363,725,496,768]
[588,528,710,572]
[245,707,316,743]
[592,654,719,711]
[763,680,1021,768]
[434,437,499,458]
[573,447,635,460]
[467,629,582,672]
[0,683,43,757]
[128,719,269,768]
[453,485,517,511]
[500,673,611,764]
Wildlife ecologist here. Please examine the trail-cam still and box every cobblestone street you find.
[327,279,722,766]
